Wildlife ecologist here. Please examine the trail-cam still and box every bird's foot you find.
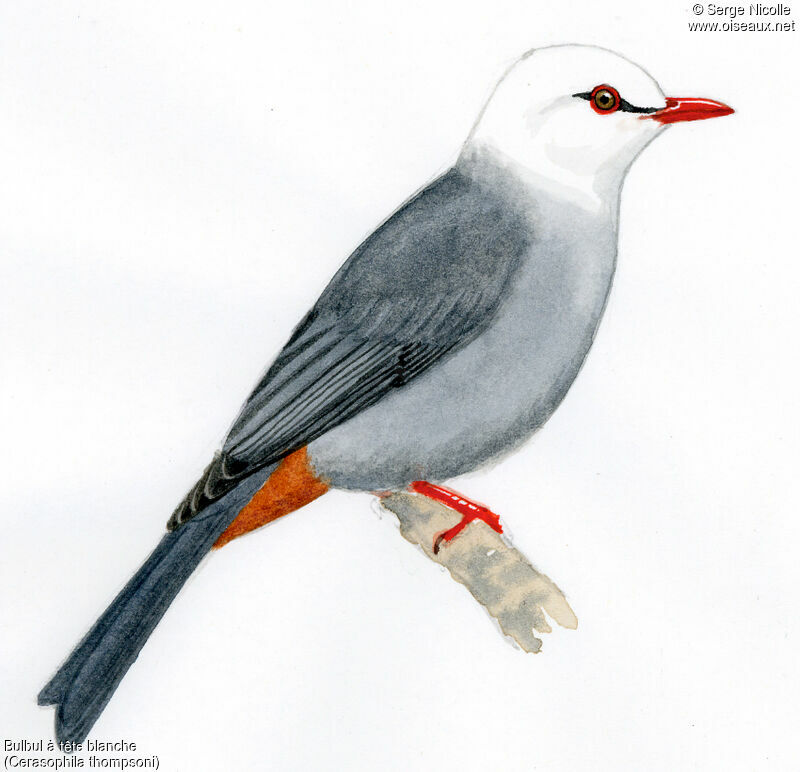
[410,481,503,554]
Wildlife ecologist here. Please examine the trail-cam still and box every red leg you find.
[410,481,503,554]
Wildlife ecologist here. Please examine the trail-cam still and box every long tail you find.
[38,468,273,745]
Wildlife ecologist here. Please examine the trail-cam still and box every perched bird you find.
[38,44,733,744]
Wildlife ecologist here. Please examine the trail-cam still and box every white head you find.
[465,45,732,212]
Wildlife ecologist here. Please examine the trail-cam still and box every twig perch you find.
[379,492,577,653]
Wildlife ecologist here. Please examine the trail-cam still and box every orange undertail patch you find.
[213,447,329,549]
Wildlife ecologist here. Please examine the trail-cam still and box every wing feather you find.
[168,165,532,529]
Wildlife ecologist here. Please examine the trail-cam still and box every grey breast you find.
[308,152,619,491]
[171,148,620,527]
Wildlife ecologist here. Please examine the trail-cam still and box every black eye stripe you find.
[573,91,659,114]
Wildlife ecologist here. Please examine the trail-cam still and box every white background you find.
[1,2,798,770]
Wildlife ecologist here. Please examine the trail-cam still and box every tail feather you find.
[38,467,274,745]
[37,532,182,707]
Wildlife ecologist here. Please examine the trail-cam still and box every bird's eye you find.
[590,85,620,114]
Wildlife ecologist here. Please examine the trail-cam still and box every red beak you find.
[645,97,734,125]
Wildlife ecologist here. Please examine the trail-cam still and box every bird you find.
[38,44,733,745]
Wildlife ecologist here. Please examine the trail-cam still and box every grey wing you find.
[168,165,532,528]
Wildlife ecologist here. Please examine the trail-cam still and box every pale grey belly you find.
[308,242,616,490]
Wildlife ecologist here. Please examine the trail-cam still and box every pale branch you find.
[379,492,577,653]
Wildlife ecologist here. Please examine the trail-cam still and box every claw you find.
[410,481,503,554]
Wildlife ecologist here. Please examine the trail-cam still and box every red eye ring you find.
[589,84,620,115]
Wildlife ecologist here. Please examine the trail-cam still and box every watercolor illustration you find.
[37,44,733,744]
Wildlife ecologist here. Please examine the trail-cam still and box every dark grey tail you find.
[38,468,273,745]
